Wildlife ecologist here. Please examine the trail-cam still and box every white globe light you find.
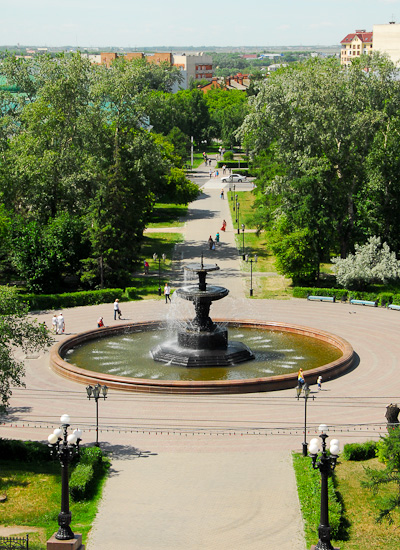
[330,443,340,456]
[60,414,70,425]
[48,433,58,444]
[74,429,83,439]
[330,439,339,447]
[318,424,328,434]
[53,428,63,438]
[67,433,78,445]
[309,438,319,454]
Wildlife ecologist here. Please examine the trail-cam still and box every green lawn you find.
[294,454,400,550]
[147,203,188,228]
[0,460,108,549]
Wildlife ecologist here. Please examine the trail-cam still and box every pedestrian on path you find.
[52,314,58,334]
[298,368,305,387]
[56,313,65,334]
[164,283,171,303]
[208,235,214,249]
[114,299,121,320]
[209,169,212,178]
[317,375,322,390]
[221,220,226,231]
[144,260,149,275]
[220,189,224,199]
[97,316,105,328]
[215,232,220,243]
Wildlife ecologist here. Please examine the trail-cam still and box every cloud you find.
[277,24,290,31]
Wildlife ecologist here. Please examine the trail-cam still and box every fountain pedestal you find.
[151,259,254,367]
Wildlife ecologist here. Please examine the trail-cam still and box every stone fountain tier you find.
[151,260,255,367]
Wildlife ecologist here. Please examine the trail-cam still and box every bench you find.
[388,304,400,311]
[307,295,335,303]
[349,299,378,307]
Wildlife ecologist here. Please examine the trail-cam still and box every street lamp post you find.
[309,425,341,550]
[296,382,311,456]
[241,223,245,259]
[153,253,166,296]
[48,415,82,540]
[249,255,257,296]
[86,384,108,447]
[236,203,240,232]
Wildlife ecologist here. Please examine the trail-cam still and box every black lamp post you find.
[309,426,341,550]
[153,253,166,296]
[241,223,245,259]
[236,203,240,232]
[86,384,108,447]
[48,415,82,540]
[296,382,311,456]
[249,255,257,297]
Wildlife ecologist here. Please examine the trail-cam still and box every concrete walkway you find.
[4,162,399,548]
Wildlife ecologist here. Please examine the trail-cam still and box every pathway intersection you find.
[2,163,399,549]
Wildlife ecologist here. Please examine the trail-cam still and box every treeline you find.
[239,53,400,286]
[0,53,247,293]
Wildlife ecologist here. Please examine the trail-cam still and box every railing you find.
[0,535,29,550]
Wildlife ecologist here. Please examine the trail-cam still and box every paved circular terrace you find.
[3,166,400,549]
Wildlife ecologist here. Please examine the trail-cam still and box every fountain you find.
[151,257,254,367]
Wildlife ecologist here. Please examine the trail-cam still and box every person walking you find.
[221,220,226,232]
[56,313,65,335]
[317,375,322,390]
[208,236,214,250]
[52,314,58,334]
[215,232,220,243]
[164,283,171,303]
[220,189,224,199]
[297,368,305,387]
[113,299,121,320]
[144,260,149,275]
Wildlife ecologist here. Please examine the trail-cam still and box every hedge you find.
[22,288,125,311]
[293,287,396,307]
[0,438,49,462]
[216,161,249,169]
[69,447,110,502]
[341,441,377,461]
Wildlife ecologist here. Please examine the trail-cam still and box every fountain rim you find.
[50,320,355,394]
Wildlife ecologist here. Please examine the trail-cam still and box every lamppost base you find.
[302,442,308,456]
[250,289,253,296]
[158,288,161,296]
[47,533,85,550]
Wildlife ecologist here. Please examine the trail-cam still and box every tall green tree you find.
[0,286,52,413]
[239,54,400,282]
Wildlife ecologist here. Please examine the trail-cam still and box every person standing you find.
[220,189,224,199]
[56,313,65,335]
[52,314,58,334]
[113,299,121,320]
[164,283,171,304]
[144,260,149,275]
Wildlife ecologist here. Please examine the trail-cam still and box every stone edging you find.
[50,320,354,395]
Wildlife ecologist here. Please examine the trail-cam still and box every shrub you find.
[23,288,124,311]
[69,463,95,501]
[342,441,377,461]
[223,151,234,161]
[69,447,110,501]
[292,287,348,301]
[0,438,49,462]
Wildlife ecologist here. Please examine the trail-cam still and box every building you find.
[340,30,373,66]
[98,51,212,90]
[373,22,400,64]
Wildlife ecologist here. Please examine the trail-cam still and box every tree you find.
[332,236,400,289]
[0,286,52,413]
[363,428,400,523]
[238,54,400,283]
[205,88,248,146]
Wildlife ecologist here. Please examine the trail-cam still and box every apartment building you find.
[373,22,400,64]
[340,30,373,66]
[98,51,212,90]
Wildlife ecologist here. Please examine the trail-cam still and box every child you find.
[317,376,322,390]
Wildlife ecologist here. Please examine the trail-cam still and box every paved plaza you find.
[2,161,400,549]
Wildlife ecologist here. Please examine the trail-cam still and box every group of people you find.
[298,368,323,390]
[51,312,65,335]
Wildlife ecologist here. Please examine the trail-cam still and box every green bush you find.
[69,447,110,501]
[292,287,348,300]
[223,151,234,161]
[69,463,95,501]
[341,441,377,461]
[0,438,49,462]
[23,288,125,311]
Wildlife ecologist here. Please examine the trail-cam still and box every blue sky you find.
[2,0,400,48]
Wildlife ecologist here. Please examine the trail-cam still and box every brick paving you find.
[2,164,399,548]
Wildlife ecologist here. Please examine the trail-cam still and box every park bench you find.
[388,303,400,311]
[307,295,335,303]
[349,299,378,307]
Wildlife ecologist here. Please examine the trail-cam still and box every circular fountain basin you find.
[50,320,354,394]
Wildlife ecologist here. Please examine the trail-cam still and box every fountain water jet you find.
[151,256,255,367]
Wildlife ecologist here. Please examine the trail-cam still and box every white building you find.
[373,22,400,64]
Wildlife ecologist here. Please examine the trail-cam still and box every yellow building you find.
[340,30,373,66]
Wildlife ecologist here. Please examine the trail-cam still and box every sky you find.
[1,0,400,49]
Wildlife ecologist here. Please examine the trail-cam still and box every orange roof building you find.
[340,30,373,66]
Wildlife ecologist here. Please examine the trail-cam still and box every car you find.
[221,173,246,183]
